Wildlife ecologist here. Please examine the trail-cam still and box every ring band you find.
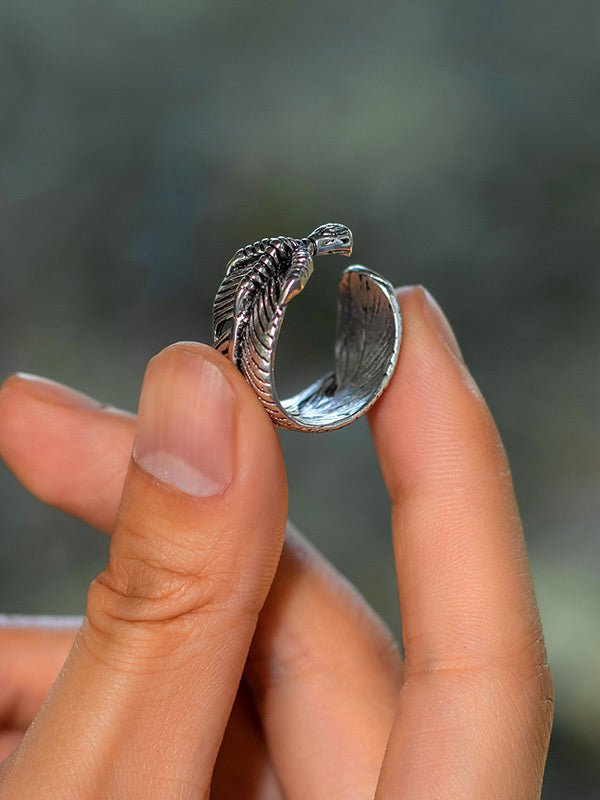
[213,224,402,432]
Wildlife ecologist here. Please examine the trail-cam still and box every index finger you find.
[368,287,553,798]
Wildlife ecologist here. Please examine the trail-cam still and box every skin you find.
[0,287,553,798]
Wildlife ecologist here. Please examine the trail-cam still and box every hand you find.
[0,287,552,799]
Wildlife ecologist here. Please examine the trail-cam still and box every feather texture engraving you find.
[212,224,401,432]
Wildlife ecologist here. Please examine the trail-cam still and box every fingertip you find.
[394,285,463,361]
[132,340,283,498]
[419,287,464,362]
[0,372,102,410]
[370,284,489,476]
[148,341,279,431]
[0,372,135,534]
[368,279,515,541]
[133,344,239,498]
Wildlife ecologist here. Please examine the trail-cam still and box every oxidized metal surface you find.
[213,224,402,432]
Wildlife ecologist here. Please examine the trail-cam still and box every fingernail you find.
[133,345,236,497]
[419,287,464,362]
[2,373,101,409]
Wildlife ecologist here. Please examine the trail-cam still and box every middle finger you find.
[248,523,401,799]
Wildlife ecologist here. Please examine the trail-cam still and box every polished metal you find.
[213,224,402,432]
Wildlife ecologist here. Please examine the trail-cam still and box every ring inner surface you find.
[277,267,401,430]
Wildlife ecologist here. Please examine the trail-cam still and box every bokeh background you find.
[1,0,598,795]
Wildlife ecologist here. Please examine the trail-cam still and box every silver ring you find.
[213,224,402,432]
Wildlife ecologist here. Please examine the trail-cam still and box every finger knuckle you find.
[516,631,554,733]
[247,636,318,705]
[86,547,246,637]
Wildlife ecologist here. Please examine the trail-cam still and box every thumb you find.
[0,343,287,799]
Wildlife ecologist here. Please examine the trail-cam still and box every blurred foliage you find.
[1,0,599,794]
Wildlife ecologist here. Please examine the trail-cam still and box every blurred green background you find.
[1,0,598,795]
